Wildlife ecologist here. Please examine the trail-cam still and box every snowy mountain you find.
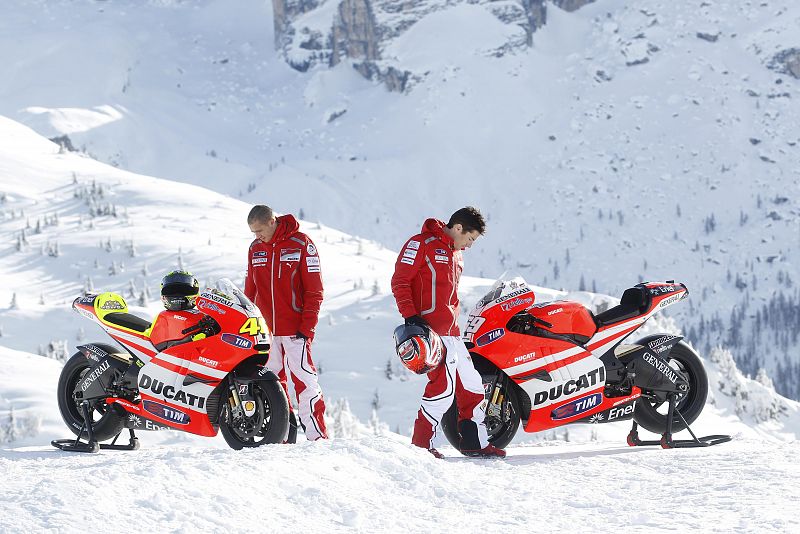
[1,0,798,399]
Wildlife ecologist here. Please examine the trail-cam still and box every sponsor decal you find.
[551,393,602,420]
[100,300,125,311]
[400,257,414,265]
[649,284,680,296]
[222,333,253,349]
[588,413,605,424]
[251,258,268,264]
[306,256,320,267]
[407,240,420,250]
[238,384,248,395]
[514,351,536,363]
[198,300,226,315]
[402,248,417,259]
[434,254,449,262]
[252,251,267,257]
[200,291,234,308]
[171,314,187,321]
[78,296,96,305]
[77,308,96,320]
[547,307,563,316]
[145,420,171,431]
[143,400,190,425]
[658,294,681,308]
[493,289,532,306]
[84,344,108,360]
[607,403,635,421]
[128,414,142,427]
[80,360,110,392]
[307,266,321,273]
[500,297,533,312]
[138,374,206,409]
[280,249,301,262]
[533,367,605,406]
[476,328,505,347]
[643,353,679,383]
[198,356,219,367]
[648,335,680,354]
[612,392,641,406]
[114,399,142,413]
[243,400,256,416]
[307,243,317,256]
[435,249,447,255]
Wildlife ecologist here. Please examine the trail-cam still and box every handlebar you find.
[181,315,220,337]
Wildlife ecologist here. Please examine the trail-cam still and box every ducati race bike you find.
[53,279,289,452]
[442,275,730,449]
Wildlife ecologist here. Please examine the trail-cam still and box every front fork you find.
[227,374,259,420]
[485,374,508,424]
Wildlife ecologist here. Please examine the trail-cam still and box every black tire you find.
[441,357,521,450]
[219,380,289,450]
[57,352,126,442]
[633,341,709,433]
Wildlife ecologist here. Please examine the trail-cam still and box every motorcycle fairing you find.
[466,276,690,433]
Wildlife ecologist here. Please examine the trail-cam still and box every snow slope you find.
[2,435,799,533]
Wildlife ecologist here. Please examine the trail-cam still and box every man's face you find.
[249,217,277,243]
[451,224,481,251]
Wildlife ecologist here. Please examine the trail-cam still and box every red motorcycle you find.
[53,279,289,452]
[443,276,730,449]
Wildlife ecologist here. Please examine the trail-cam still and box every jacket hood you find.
[422,218,454,249]
[269,214,300,244]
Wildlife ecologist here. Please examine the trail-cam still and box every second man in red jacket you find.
[391,206,505,458]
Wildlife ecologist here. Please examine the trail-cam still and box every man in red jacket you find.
[245,205,327,441]
[391,206,505,458]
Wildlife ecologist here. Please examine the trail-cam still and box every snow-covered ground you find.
[3,435,799,533]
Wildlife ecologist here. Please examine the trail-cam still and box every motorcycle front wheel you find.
[633,341,709,434]
[219,380,289,450]
[441,361,521,450]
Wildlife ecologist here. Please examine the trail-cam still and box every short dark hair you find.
[248,205,274,224]
[447,206,486,235]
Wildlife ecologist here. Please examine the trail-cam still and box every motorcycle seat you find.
[103,312,151,333]
[594,286,651,327]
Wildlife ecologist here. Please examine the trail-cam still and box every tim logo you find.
[143,400,190,425]
[221,333,253,349]
[476,328,505,347]
[551,393,602,420]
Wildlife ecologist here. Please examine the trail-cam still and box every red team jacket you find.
[391,218,464,337]
[244,214,323,338]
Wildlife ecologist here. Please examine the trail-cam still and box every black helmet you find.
[160,270,200,311]
[393,323,444,374]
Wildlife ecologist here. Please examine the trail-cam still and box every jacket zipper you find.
[270,247,277,334]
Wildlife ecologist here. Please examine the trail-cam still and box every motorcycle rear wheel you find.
[633,341,708,434]
[57,352,126,442]
[219,380,289,450]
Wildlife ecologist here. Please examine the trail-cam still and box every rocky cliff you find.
[272,0,596,91]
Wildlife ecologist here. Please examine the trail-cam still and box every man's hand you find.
[404,315,427,327]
